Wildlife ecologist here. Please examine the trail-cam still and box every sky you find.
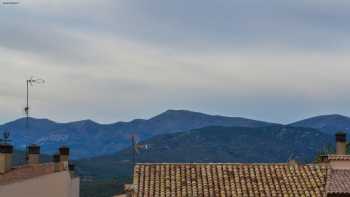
[0,0,350,124]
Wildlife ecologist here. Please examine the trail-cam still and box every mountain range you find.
[0,110,349,158]
[3,110,350,197]
[0,110,274,158]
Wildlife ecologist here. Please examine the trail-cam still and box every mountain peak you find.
[72,119,97,124]
[162,109,201,115]
[318,114,349,119]
[291,114,350,123]
[5,117,57,126]
[67,119,100,128]
[290,114,350,134]
[151,109,216,121]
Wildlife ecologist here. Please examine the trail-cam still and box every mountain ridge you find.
[2,111,350,158]
[289,114,350,134]
[0,109,274,158]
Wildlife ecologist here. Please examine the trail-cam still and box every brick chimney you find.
[336,132,347,155]
[27,144,40,165]
[59,146,69,161]
[325,132,350,170]
[59,146,69,169]
[0,143,13,174]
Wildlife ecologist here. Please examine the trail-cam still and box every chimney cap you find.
[336,132,347,142]
[59,146,69,155]
[27,144,40,154]
[0,143,13,153]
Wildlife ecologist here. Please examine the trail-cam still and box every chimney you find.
[59,146,69,169]
[0,143,13,174]
[336,132,347,155]
[323,132,350,169]
[53,153,61,172]
[59,146,69,161]
[68,163,76,176]
[27,144,40,165]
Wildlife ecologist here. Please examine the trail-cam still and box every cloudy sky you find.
[0,0,350,124]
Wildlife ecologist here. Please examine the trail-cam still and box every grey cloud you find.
[1,0,350,124]
[98,0,350,51]
[2,0,350,59]
[0,18,93,65]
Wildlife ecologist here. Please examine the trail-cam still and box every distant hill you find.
[0,110,274,158]
[76,125,332,197]
[290,114,350,135]
[76,125,332,178]
[5,111,350,160]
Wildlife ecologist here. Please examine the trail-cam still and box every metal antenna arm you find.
[25,76,45,128]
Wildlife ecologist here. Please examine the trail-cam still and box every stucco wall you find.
[70,176,80,197]
[330,161,350,170]
[0,171,79,197]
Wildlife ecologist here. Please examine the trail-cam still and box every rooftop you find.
[0,162,65,186]
[327,170,350,195]
[133,163,328,197]
[326,155,350,161]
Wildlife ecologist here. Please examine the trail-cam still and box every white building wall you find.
[0,171,79,197]
[70,176,80,197]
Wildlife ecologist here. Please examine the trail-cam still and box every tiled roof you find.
[326,155,350,161]
[133,163,328,197]
[327,170,350,194]
[0,163,64,185]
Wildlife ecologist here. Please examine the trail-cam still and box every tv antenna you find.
[25,77,45,127]
[129,134,150,169]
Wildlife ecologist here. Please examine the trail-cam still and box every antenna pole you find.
[26,80,29,124]
[26,80,28,110]
[132,135,136,168]
[26,80,29,110]
[24,77,45,128]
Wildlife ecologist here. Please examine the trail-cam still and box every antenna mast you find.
[130,134,149,172]
[25,77,45,127]
[131,135,136,168]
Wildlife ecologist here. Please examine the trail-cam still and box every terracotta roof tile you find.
[0,163,65,185]
[326,155,350,161]
[327,170,350,194]
[133,163,328,197]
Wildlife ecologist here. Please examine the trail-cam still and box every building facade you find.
[0,144,79,197]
